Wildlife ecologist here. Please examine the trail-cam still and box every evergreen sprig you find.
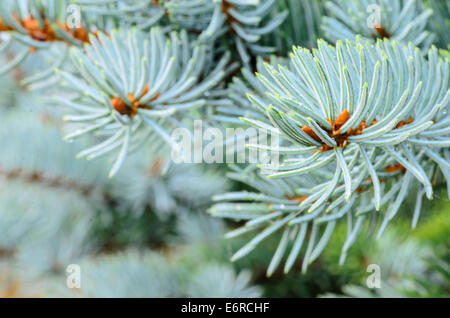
[210,38,449,274]
[166,0,288,67]
[246,38,448,183]
[0,0,94,81]
[209,164,336,275]
[57,27,230,177]
[322,0,434,49]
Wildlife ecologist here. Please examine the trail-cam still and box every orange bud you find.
[302,125,320,142]
[111,97,128,115]
[334,109,350,129]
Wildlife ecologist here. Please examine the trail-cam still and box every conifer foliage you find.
[0,0,448,288]
[322,0,435,48]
